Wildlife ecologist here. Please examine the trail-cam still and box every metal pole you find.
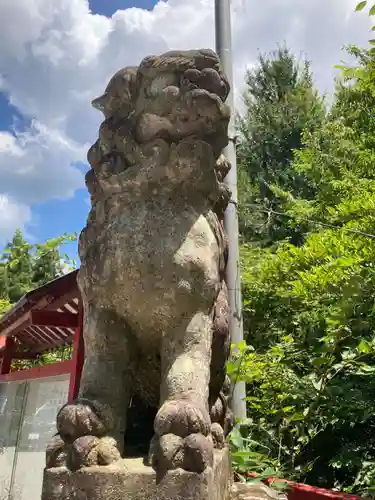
[8,381,29,500]
[215,0,247,420]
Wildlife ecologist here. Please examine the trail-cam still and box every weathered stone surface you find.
[42,448,231,500]
[43,47,233,490]
[231,483,287,500]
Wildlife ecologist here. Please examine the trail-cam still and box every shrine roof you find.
[0,270,80,357]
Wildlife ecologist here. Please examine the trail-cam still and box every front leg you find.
[151,312,214,475]
[45,307,137,471]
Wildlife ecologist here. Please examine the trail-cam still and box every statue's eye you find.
[146,75,177,97]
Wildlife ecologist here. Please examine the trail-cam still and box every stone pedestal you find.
[42,448,231,500]
[231,482,287,500]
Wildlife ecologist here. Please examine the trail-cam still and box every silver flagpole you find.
[215,0,247,419]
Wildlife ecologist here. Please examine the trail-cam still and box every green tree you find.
[0,262,9,299]
[336,3,375,94]
[1,229,33,303]
[0,298,11,316]
[237,45,325,245]
[233,46,375,496]
[0,230,77,304]
[32,233,77,287]
[0,231,77,369]
[355,1,375,26]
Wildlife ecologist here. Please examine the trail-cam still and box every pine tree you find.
[237,45,325,246]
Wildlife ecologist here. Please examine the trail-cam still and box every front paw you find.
[56,398,108,443]
[154,398,210,438]
[70,435,121,470]
[45,434,121,470]
[150,432,213,475]
[151,397,214,475]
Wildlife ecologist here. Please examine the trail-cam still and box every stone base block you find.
[231,482,287,500]
[42,448,231,500]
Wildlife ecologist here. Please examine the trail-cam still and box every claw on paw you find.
[45,435,68,469]
[184,433,214,472]
[210,422,225,449]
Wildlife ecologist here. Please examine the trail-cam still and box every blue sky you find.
[89,0,155,15]
[0,0,157,258]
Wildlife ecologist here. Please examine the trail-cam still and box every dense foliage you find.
[0,230,77,367]
[231,44,375,496]
[0,229,77,307]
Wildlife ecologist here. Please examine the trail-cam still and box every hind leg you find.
[209,280,233,448]
[46,306,137,470]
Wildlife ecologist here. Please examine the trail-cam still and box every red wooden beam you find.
[11,351,39,360]
[0,315,31,338]
[30,310,78,328]
[0,360,73,382]
[28,270,78,305]
[68,302,84,402]
[0,336,14,375]
[24,326,54,347]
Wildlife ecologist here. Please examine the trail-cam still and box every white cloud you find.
[0,0,372,240]
[0,194,31,243]
[0,124,85,205]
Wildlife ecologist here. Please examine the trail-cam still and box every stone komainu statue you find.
[46,49,234,477]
